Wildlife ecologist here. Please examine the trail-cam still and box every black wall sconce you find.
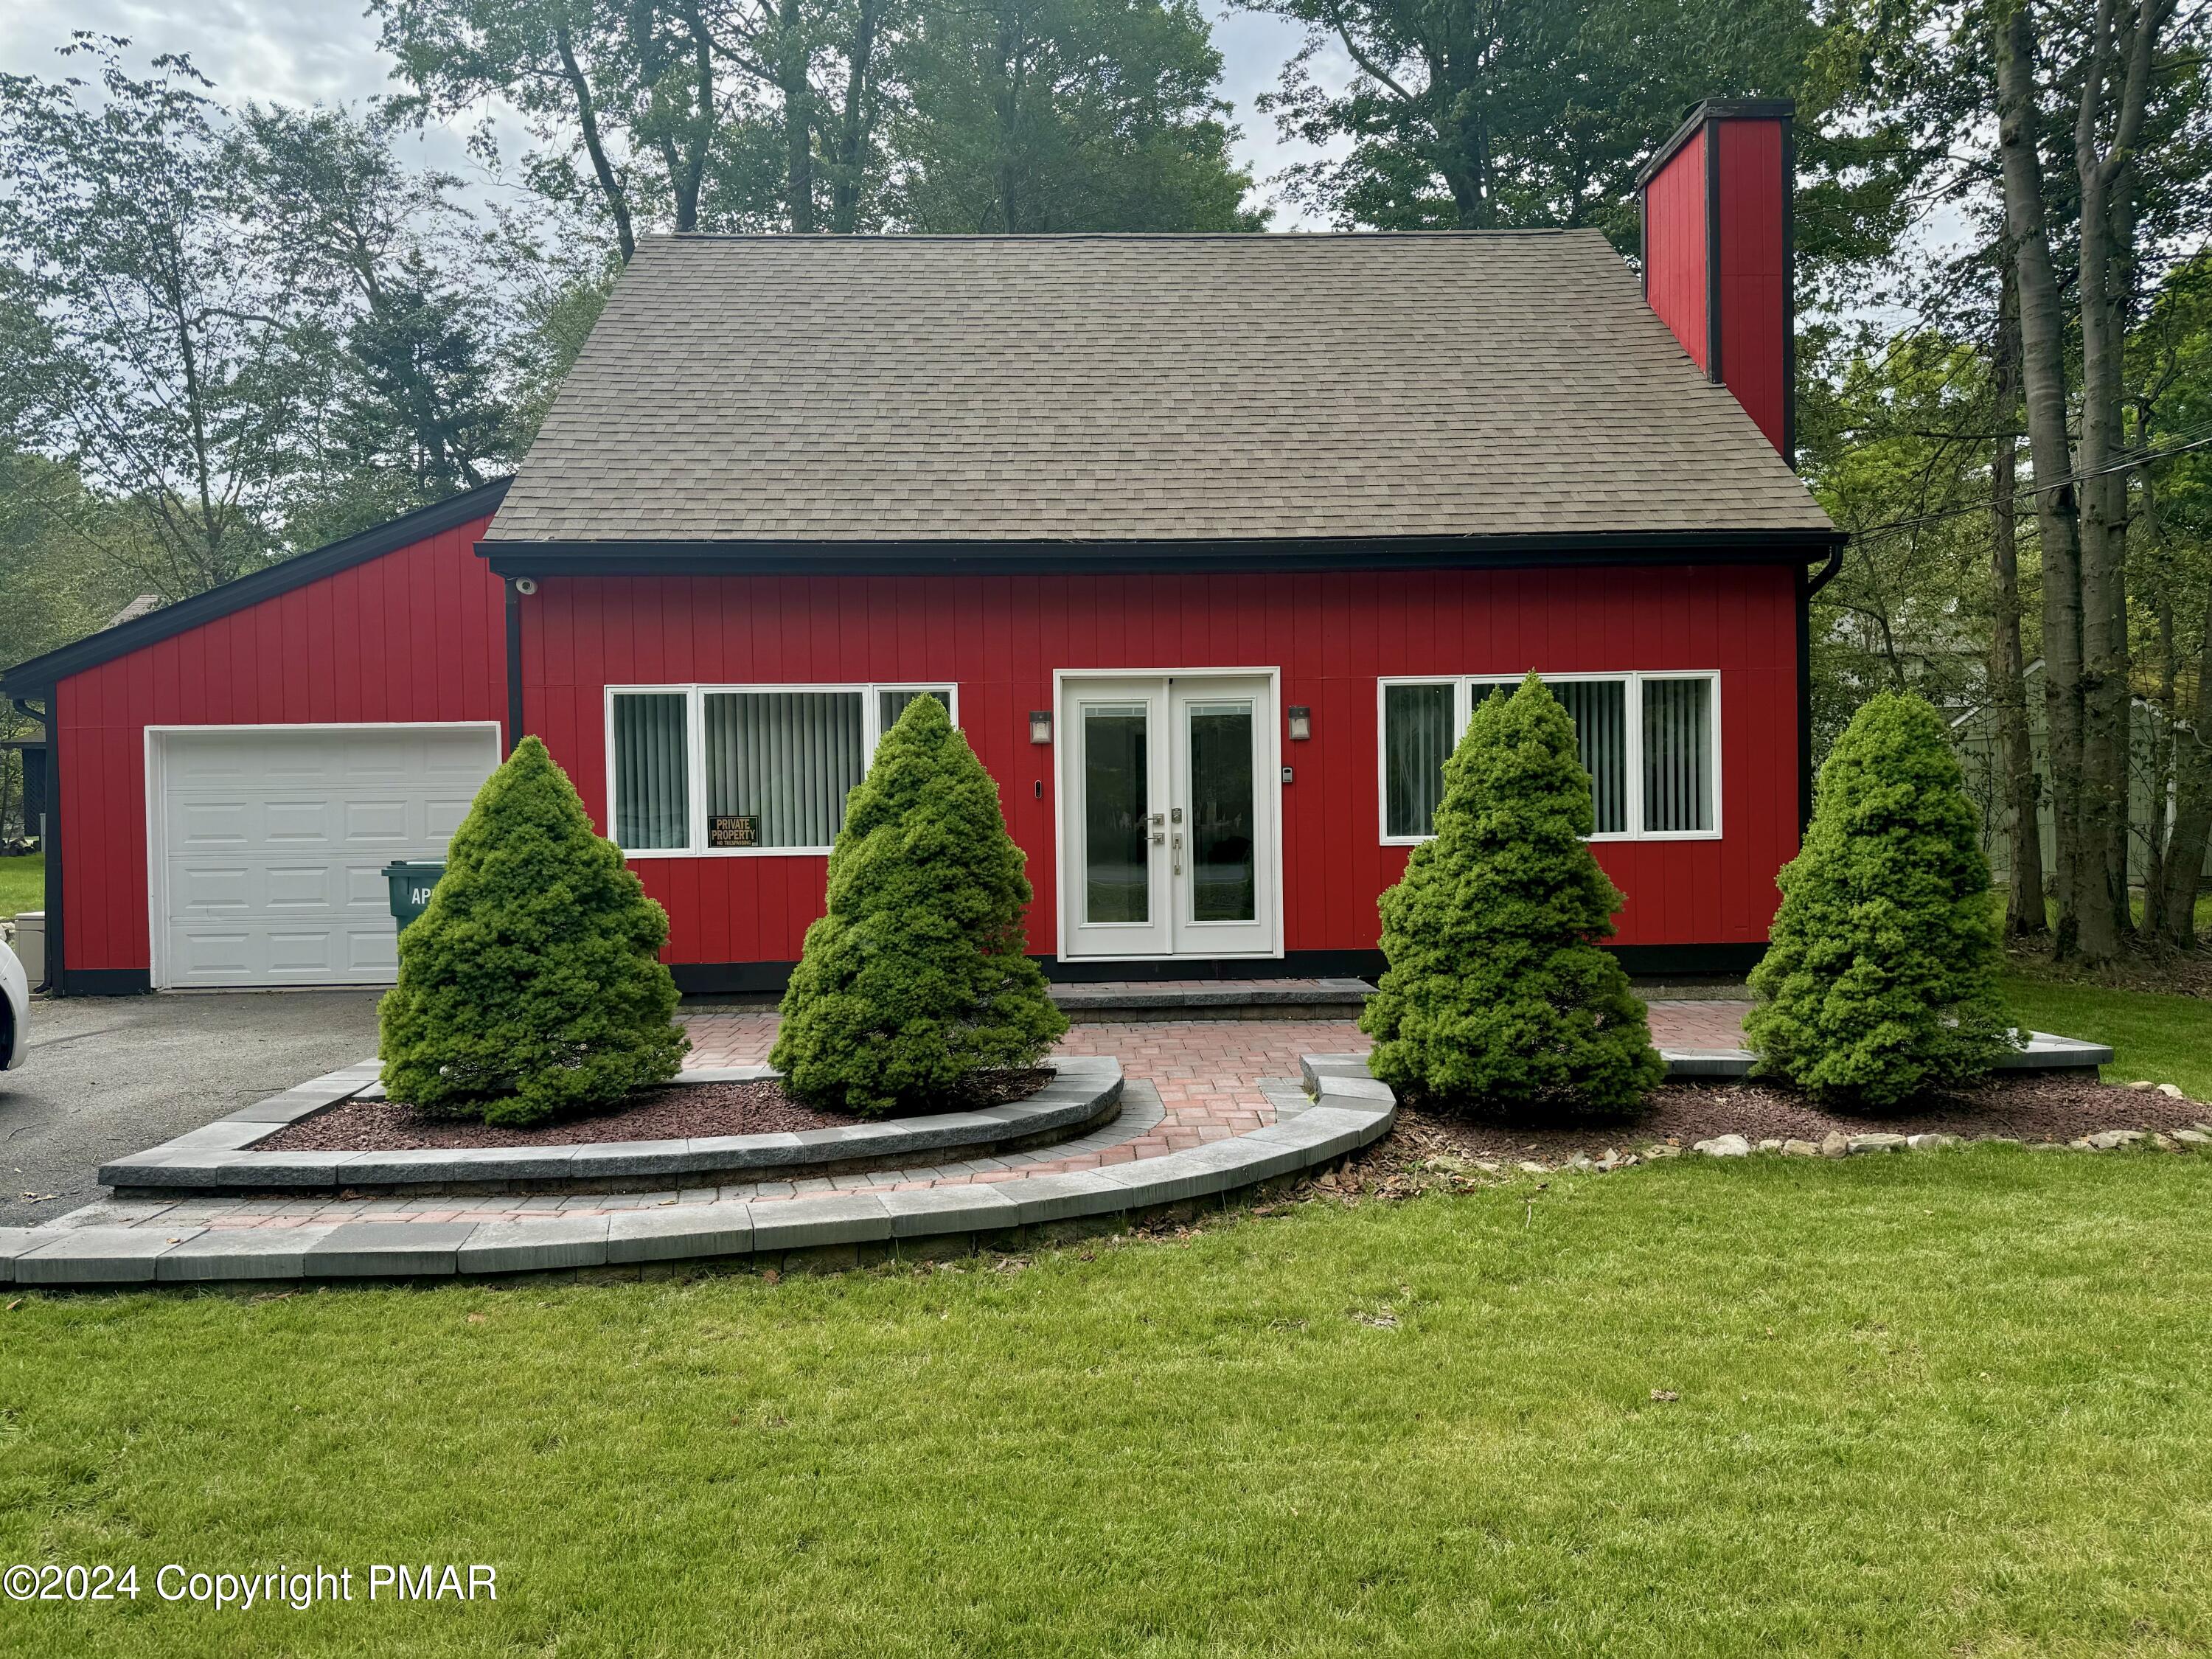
[1286,705,1312,742]
[1029,710,1053,745]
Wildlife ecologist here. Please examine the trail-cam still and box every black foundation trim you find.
[670,945,1767,998]
[60,968,152,996]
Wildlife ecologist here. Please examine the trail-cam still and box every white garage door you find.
[154,725,501,988]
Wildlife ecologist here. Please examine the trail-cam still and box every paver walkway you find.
[61,1004,1755,1235]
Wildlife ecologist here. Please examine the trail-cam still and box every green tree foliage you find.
[888,0,1262,232]
[379,737,686,1125]
[771,695,1067,1115]
[1360,674,1663,1111]
[0,40,304,597]
[1240,0,1921,279]
[1746,692,2013,1107]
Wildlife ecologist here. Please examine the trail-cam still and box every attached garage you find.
[0,481,513,993]
[150,724,499,987]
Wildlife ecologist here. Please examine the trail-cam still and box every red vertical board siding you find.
[1716,119,1789,454]
[1642,131,1708,372]
[56,513,507,973]
[59,543,1801,977]
[526,563,1801,967]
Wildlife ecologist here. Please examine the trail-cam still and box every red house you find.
[4,100,1839,995]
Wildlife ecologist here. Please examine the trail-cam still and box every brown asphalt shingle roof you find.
[487,232,1835,548]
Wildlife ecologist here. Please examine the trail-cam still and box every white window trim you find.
[604,682,959,858]
[1376,672,1722,846]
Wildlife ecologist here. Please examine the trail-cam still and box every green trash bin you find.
[382,860,447,933]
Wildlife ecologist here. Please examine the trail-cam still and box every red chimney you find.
[1635,100,1795,464]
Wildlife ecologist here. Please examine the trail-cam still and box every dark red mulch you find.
[1363,1073,2209,1169]
[253,1069,1054,1152]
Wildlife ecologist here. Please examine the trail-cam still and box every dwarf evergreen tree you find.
[1361,672,1663,1110]
[378,736,686,1125]
[772,695,1068,1115]
[1745,691,2014,1106]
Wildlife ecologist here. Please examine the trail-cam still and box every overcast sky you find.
[0,0,1342,225]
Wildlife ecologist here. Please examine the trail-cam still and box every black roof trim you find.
[480,525,1846,580]
[1634,99,1796,189]
[0,479,512,694]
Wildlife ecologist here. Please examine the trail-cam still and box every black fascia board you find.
[0,477,512,695]
[479,526,1847,580]
[1633,98,1797,189]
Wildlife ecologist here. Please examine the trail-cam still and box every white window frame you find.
[604,682,959,858]
[1375,671,1722,846]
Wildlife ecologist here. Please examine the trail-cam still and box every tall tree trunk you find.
[1990,259,2047,937]
[2154,583,2212,947]
[827,0,883,233]
[1994,3,2091,957]
[555,21,638,263]
[2073,0,2177,952]
[781,0,816,232]
[2074,14,2130,956]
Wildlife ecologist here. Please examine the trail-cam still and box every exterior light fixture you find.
[1029,710,1053,745]
[1286,705,1312,742]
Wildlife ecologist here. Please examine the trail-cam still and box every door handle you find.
[1150,832,1166,845]
[1172,832,1183,874]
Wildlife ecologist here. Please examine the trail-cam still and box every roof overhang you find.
[477,526,1847,580]
[0,478,512,696]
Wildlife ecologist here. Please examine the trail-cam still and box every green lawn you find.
[2002,973,2212,1100]
[0,856,40,921]
[9,1150,2212,1656]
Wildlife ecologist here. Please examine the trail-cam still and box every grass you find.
[8,1151,2212,1657]
[2001,973,2212,1100]
[0,856,40,921]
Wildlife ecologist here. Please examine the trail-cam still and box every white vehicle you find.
[0,937,24,1071]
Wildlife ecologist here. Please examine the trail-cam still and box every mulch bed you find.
[254,1069,1054,1152]
[1358,1073,2211,1171]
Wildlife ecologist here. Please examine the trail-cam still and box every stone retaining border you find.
[100,1060,1128,1199]
[4,1060,1399,1287]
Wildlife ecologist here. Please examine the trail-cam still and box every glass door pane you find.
[1082,704,1151,925]
[1185,702,1256,922]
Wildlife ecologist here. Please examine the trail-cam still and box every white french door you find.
[1057,672,1279,960]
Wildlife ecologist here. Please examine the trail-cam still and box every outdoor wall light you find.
[1286,705,1312,742]
[1029,710,1053,745]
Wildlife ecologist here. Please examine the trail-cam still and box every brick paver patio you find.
[70,1004,1755,1234]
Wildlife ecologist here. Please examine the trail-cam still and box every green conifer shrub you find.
[1360,672,1664,1110]
[771,695,1068,1114]
[1745,690,2014,1106]
[378,736,686,1126]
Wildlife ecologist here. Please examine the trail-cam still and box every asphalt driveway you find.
[0,990,380,1228]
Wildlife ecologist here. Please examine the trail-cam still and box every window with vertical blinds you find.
[1382,683,1455,838]
[612,693,689,850]
[1380,673,1717,842]
[608,684,959,854]
[1641,677,1714,833]
[706,691,865,849]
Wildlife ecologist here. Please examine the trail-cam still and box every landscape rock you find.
[1819,1132,1849,1158]
[2084,1129,2145,1150]
[1693,1134,1750,1158]
[1781,1139,1820,1158]
[1756,1138,1783,1153]
[2157,1083,2185,1099]
[2172,1129,2212,1148]
[1847,1133,1908,1154]
[1905,1133,1959,1151]
[2129,1080,2157,1091]
[1517,1161,1549,1175]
